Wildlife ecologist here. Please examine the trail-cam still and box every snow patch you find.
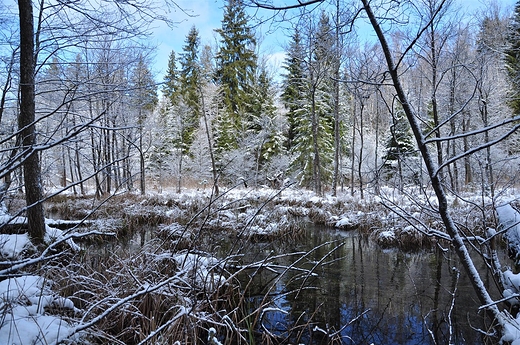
[173,252,227,290]
[497,204,520,263]
[501,313,520,345]
[0,275,79,345]
[0,233,33,258]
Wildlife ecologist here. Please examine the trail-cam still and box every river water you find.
[217,226,502,345]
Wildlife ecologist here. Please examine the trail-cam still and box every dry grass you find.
[10,184,507,343]
[41,186,500,253]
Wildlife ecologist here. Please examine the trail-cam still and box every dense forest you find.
[3,0,518,205]
[3,0,520,343]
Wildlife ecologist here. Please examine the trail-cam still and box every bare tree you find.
[18,0,46,244]
[249,0,520,335]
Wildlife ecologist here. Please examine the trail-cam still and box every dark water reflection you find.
[222,227,501,345]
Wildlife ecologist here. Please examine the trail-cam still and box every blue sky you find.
[151,0,518,82]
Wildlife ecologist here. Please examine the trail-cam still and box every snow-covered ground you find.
[1,185,520,344]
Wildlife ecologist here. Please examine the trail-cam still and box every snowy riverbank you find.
[1,185,520,344]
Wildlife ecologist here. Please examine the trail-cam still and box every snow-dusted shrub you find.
[46,237,231,344]
[308,206,329,225]
[373,229,397,248]
[497,204,520,264]
[397,225,432,250]
[156,223,192,250]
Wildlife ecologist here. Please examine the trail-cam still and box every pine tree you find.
[505,1,520,115]
[214,0,257,150]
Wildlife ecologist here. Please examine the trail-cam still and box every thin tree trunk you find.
[463,115,472,185]
[362,0,502,322]
[67,146,77,195]
[481,98,494,198]
[429,18,444,172]
[332,0,341,197]
[177,149,183,193]
[350,101,356,197]
[358,100,365,199]
[139,122,146,194]
[18,0,46,245]
[199,88,219,196]
[373,95,381,195]
[311,88,322,195]
[447,68,458,192]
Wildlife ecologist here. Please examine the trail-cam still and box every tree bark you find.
[331,0,341,197]
[18,0,46,245]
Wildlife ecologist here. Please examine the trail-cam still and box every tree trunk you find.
[350,101,356,197]
[331,0,341,197]
[463,115,472,184]
[362,0,502,321]
[139,123,146,194]
[358,100,365,199]
[311,88,322,195]
[18,0,46,245]
[199,88,219,196]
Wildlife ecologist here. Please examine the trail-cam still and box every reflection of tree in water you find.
[243,227,498,344]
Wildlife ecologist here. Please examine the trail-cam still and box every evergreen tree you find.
[505,1,520,114]
[200,44,215,84]
[130,55,157,194]
[162,51,180,104]
[285,14,335,192]
[384,106,415,161]
[214,0,257,150]
[131,55,158,118]
[281,28,306,152]
[250,68,285,175]
[382,102,416,181]
[311,12,335,186]
[179,25,202,152]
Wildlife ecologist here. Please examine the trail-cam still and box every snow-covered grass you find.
[40,186,464,245]
[2,185,520,344]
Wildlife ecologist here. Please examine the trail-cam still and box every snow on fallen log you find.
[496,204,520,264]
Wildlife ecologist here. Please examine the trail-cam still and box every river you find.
[215,226,502,345]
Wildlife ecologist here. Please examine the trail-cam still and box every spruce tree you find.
[252,68,284,166]
[382,102,416,181]
[281,28,306,152]
[505,0,520,115]
[179,25,202,152]
[214,0,257,150]
[285,14,335,192]
[131,55,158,194]
[311,12,335,187]
[131,56,158,118]
[162,51,180,104]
